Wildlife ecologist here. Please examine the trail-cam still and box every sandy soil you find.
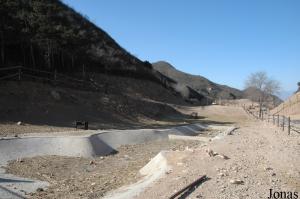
[5,139,204,199]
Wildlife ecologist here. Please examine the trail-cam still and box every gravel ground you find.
[5,139,204,199]
[136,112,300,199]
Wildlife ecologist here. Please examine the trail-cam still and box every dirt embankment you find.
[271,92,300,120]
[0,78,191,136]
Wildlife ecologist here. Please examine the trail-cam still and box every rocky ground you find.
[5,139,204,199]
[2,105,299,199]
[136,107,300,199]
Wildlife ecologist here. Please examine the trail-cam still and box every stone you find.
[89,160,95,165]
[165,169,173,174]
[264,167,273,171]
[230,179,244,185]
[17,121,22,125]
[36,188,44,192]
[217,154,229,160]
[51,90,61,100]
[206,149,215,157]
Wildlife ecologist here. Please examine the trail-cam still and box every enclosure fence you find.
[0,65,101,91]
[243,105,300,135]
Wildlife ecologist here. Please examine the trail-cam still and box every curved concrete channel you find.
[0,123,231,199]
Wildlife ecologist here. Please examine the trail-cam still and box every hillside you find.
[0,0,212,105]
[0,0,151,76]
[271,91,300,119]
[0,0,206,132]
[152,61,243,100]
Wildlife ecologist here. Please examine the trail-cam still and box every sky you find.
[62,0,300,99]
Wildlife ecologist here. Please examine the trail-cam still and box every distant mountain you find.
[152,61,243,100]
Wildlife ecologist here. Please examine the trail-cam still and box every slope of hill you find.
[0,0,211,105]
[0,0,207,131]
[0,0,151,76]
[271,91,300,118]
[152,61,243,100]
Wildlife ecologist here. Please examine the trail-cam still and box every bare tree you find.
[245,71,280,117]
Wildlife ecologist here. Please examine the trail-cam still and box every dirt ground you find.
[136,107,300,199]
[5,139,204,199]
[2,104,299,199]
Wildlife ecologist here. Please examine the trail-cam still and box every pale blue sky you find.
[62,0,300,98]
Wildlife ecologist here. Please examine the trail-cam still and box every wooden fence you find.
[243,105,300,135]
[0,66,101,91]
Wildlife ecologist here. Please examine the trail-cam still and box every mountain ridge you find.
[152,61,243,100]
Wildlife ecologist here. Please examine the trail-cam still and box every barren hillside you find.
[271,92,300,119]
[152,61,243,100]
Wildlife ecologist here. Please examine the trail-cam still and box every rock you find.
[17,121,22,125]
[185,146,194,152]
[100,156,104,160]
[206,149,215,157]
[165,169,173,174]
[217,154,229,160]
[230,179,244,185]
[264,167,273,171]
[89,160,95,165]
[51,90,61,100]
[36,188,44,192]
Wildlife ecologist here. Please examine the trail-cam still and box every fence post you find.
[273,115,275,125]
[277,115,280,127]
[18,67,21,81]
[282,116,285,131]
[288,117,290,135]
[54,69,57,83]
[82,64,86,79]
